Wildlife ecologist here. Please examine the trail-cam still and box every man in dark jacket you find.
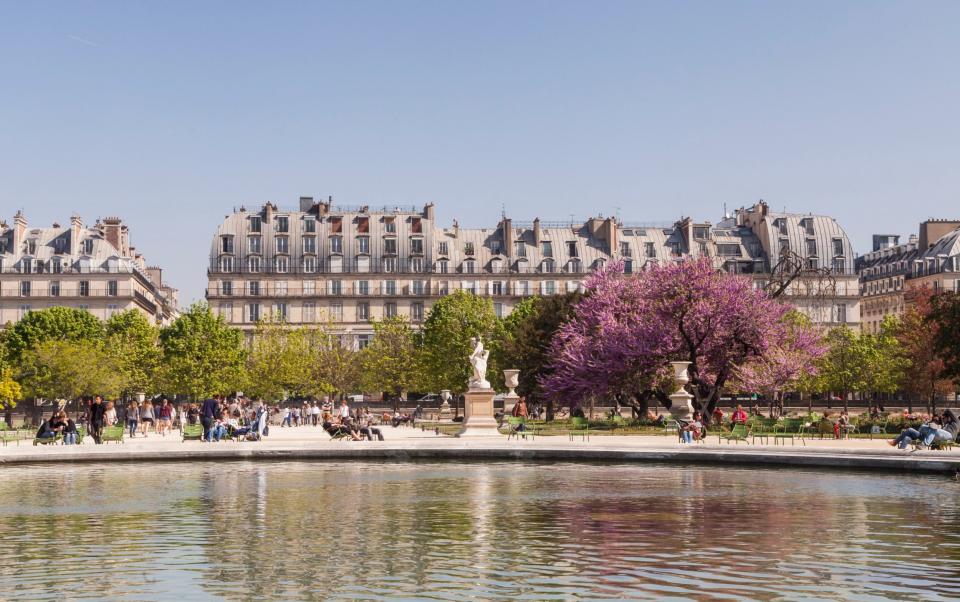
[89,396,107,444]
[200,395,221,442]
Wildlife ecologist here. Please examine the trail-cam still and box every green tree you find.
[0,367,22,425]
[815,325,865,411]
[314,329,361,400]
[3,307,103,362]
[246,316,315,401]
[360,315,421,406]
[105,309,162,397]
[929,292,960,385]
[159,303,247,400]
[419,291,499,394]
[493,293,581,418]
[860,315,906,401]
[897,289,952,412]
[19,339,122,405]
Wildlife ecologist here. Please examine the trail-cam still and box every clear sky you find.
[1,1,958,303]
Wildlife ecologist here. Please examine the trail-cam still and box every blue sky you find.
[1,1,958,302]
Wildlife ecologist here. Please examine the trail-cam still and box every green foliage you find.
[246,316,319,401]
[419,291,500,393]
[494,293,581,401]
[814,321,905,404]
[360,315,421,399]
[0,367,21,410]
[159,303,247,400]
[19,339,122,401]
[3,307,104,362]
[929,292,960,383]
[105,310,162,396]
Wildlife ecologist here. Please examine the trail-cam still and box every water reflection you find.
[0,462,958,601]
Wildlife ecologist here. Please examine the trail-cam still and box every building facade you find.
[0,212,179,326]
[205,197,859,345]
[857,220,960,333]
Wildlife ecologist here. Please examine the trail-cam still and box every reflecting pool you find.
[0,461,958,600]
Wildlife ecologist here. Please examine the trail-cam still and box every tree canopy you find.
[3,307,104,362]
[419,291,500,393]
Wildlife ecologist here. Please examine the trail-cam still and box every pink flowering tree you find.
[541,258,823,422]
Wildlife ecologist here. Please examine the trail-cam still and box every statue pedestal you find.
[458,388,501,437]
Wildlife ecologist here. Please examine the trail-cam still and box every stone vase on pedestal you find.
[668,361,694,421]
[502,369,520,416]
[439,389,452,418]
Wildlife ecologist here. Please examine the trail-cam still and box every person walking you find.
[89,395,107,444]
[200,395,220,442]
[126,401,140,438]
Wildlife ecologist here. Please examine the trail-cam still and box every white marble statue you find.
[469,337,491,389]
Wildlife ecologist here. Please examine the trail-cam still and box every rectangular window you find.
[541,241,553,257]
[247,256,261,273]
[276,237,289,254]
[833,238,844,257]
[384,238,398,255]
[358,334,371,349]
[412,280,425,295]
[304,217,316,233]
[802,218,815,236]
[275,257,288,273]
[276,216,289,233]
[623,260,633,274]
[694,227,709,240]
[303,256,316,273]
[644,242,656,258]
[248,236,262,254]
[108,280,118,296]
[83,239,94,255]
[357,302,369,320]
[778,239,790,253]
[806,239,818,257]
[774,218,787,236]
[79,281,90,297]
[220,302,233,321]
[383,257,397,272]
[276,281,288,297]
[248,303,260,322]
[330,303,343,322]
[411,217,422,233]
[492,281,503,295]
[54,237,66,253]
[303,237,316,254]
[357,237,370,254]
[411,257,424,273]
[385,280,397,295]
[545,281,556,295]
[358,280,369,295]
[806,257,818,270]
[490,240,502,255]
[330,280,342,296]
[249,281,260,296]
[303,302,316,323]
[515,241,527,257]
[220,281,232,296]
[250,216,262,232]
[518,280,530,296]
[385,302,397,318]
[330,236,343,254]
[411,302,424,322]
[836,304,846,323]
[20,281,31,297]
[274,302,288,321]
[221,236,234,253]
[410,238,424,254]
[832,257,845,273]
[567,241,578,257]
[51,258,62,274]
[385,219,396,234]
[107,304,118,317]
[438,241,449,255]
[464,242,475,256]
[220,256,234,272]
[303,280,315,296]
[464,281,477,294]
[50,281,60,297]
[356,217,369,234]
[717,244,741,257]
[619,242,631,257]
[494,302,504,318]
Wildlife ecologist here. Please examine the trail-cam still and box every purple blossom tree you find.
[541,258,824,422]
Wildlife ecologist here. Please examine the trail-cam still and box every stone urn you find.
[439,389,452,417]
[668,361,694,421]
[502,369,520,415]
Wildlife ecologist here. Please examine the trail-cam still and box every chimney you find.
[69,215,83,256]
[103,217,123,253]
[533,218,541,246]
[299,196,315,212]
[264,203,275,225]
[604,217,617,256]
[500,216,513,257]
[452,219,459,238]
[147,266,163,286]
[918,219,960,250]
[423,202,435,221]
[12,210,27,255]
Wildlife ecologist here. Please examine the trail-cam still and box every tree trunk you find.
[545,399,554,422]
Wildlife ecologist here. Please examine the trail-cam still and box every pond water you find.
[0,461,958,601]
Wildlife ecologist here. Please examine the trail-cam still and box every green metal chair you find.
[569,417,591,441]
[719,423,750,444]
[772,418,806,446]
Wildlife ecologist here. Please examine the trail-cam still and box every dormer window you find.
[693,227,709,240]
[436,259,449,274]
[275,236,289,254]
[438,241,449,256]
[806,240,817,257]
[54,238,66,254]
[248,236,262,254]
[542,258,555,273]
[490,240,502,255]
[644,242,656,258]
[566,241,578,257]
[491,258,503,273]
[832,238,844,257]
[83,239,94,255]
[384,238,397,255]
[330,217,342,234]
[276,216,289,233]
[515,241,527,258]
[247,256,261,273]
[304,217,316,233]
[411,218,422,233]
[357,217,369,234]
[219,256,234,273]
[221,236,234,254]
[464,242,475,256]
[801,218,815,236]
[568,258,582,273]
[357,237,370,254]
[774,218,787,236]
[410,238,424,255]
[463,259,477,274]
[302,236,316,254]
[250,216,262,233]
[330,236,343,254]
[619,242,631,257]
[541,241,553,257]
[385,218,396,234]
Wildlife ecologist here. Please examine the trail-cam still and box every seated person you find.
[890,415,942,449]
[35,415,61,440]
[322,413,358,439]
[60,412,79,445]
[208,419,228,442]
[681,412,704,444]
[731,405,748,426]
[712,406,725,426]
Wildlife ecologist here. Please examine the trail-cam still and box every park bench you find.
[101,426,124,444]
[719,423,750,444]
[569,417,591,442]
[181,424,203,442]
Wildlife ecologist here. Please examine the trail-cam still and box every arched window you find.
[464,259,477,274]
[490,258,503,274]
[436,260,449,274]
[567,258,582,273]
[542,258,555,274]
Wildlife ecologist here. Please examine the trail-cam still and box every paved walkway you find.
[3,424,959,472]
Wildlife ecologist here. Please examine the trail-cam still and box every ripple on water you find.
[0,462,958,601]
